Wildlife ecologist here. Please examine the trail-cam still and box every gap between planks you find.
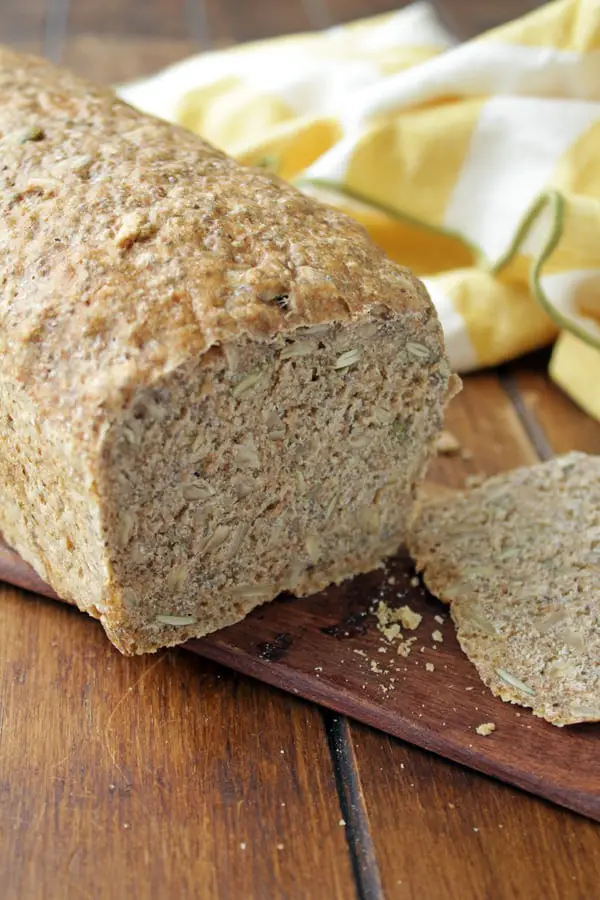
[499,368,554,461]
[325,714,385,900]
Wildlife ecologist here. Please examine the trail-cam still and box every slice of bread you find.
[408,453,600,726]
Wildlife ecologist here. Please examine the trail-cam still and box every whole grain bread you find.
[408,453,600,726]
[0,46,458,654]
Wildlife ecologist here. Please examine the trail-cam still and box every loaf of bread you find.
[0,47,458,654]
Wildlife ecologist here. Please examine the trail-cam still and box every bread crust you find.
[0,45,434,446]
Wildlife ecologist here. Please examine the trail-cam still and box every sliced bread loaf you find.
[0,47,458,654]
[408,452,600,725]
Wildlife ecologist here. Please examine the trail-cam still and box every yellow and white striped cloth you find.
[120,0,600,421]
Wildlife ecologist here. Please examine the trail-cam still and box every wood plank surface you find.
[435,0,544,39]
[0,587,355,900]
[510,355,600,458]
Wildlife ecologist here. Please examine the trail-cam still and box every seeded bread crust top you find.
[0,45,440,446]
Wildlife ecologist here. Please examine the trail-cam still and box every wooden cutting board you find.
[3,433,600,824]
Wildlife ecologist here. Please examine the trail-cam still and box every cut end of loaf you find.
[97,312,452,654]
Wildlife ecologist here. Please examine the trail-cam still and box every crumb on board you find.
[432,630,443,643]
[370,660,383,674]
[475,722,496,736]
[383,623,402,642]
[398,605,422,631]
[436,430,461,454]
[397,637,417,658]
[410,576,420,588]
[425,662,435,672]
[372,600,423,654]
[434,615,445,625]
[339,819,346,827]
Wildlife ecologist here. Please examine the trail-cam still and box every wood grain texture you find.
[61,36,199,82]
[0,0,46,53]
[66,0,191,39]
[511,354,600,457]
[349,727,600,900]
[0,586,355,900]
[208,0,314,43]
[434,0,543,39]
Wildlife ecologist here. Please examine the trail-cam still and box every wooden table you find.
[2,2,600,898]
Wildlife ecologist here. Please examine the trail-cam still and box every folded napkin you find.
[120,0,600,421]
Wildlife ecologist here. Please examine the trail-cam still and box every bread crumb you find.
[432,629,443,643]
[388,576,396,585]
[370,660,383,674]
[397,638,417,657]
[354,648,367,658]
[382,623,402,642]
[425,662,435,672]
[436,430,461,454]
[473,827,479,833]
[398,605,422,631]
[448,802,455,809]
[475,722,496,736]
[240,842,247,850]
[410,576,420,588]
[434,615,445,625]
[339,819,346,826]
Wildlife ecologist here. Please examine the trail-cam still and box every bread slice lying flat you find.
[408,452,600,726]
[0,47,458,654]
